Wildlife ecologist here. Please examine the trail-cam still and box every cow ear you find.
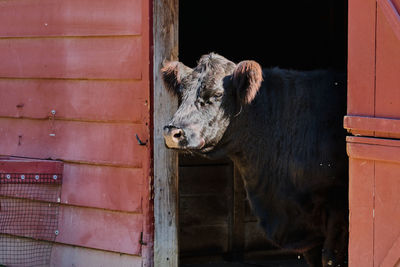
[232,60,263,105]
[161,61,192,96]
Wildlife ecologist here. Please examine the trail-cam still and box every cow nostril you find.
[172,129,184,140]
[173,132,182,139]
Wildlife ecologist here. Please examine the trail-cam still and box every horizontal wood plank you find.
[0,79,148,123]
[0,158,63,174]
[0,118,149,167]
[50,243,142,267]
[62,163,143,212]
[0,37,141,79]
[347,136,400,147]
[0,0,141,37]
[347,137,400,164]
[344,115,400,138]
[56,206,142,255]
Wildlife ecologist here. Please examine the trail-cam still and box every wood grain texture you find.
[0,79,148,123]
[0,0,142,37]
[153,0,179,266]
[62,163,143,212]
[56,206,142,255]
[0,37,142,79]
[0,118,149,167]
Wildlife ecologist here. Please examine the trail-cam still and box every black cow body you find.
[162,53,348,267]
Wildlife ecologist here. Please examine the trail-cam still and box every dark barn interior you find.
[178,0,348,266]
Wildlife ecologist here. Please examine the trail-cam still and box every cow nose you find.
[163,126,185,148]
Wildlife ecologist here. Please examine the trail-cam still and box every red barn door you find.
[346,0,400,266]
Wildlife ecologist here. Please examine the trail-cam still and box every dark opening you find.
[178,0,348,265]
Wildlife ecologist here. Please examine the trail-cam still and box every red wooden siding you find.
[0,80,148,123]
[56,206,142,255]
[0,0,151,265]
[347,1,400,266]
[346,0,400,137]
[0,37,142,79]
[0,119,147,167]
[0,0,142,37]
[62,164,144,212]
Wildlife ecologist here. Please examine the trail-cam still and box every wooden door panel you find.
[376,2,400,119]
[347,0,376,116]
[374,161,400,266]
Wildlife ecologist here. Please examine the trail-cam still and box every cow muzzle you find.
[163,125,187,149]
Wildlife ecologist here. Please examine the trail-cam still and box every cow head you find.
[162,53,262,154]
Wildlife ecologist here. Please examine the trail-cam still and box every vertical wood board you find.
[347,0,376,116]
[348,157,375,267]
[153,0,179,266]
[374,161,400,266]
[376,5,400,118]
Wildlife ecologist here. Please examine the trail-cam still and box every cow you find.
[161,53,348,267]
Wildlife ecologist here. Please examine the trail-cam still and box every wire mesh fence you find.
[0,166,63,267]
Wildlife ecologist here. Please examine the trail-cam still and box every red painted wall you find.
[346,0,400,266]
[0,0,152,266]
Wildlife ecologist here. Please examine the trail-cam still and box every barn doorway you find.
[177,0,348,266]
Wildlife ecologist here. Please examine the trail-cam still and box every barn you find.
[0,0,398,266]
